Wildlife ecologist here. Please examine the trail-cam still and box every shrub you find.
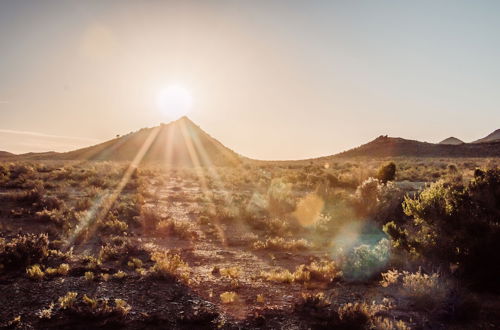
[381,269,445,298]
[220,291,238,304]
[45,263,70,276]
[260,268,295,283]
[267,178,296,215]
[26,264,44,280]
[385,171,500,290]
[377,162,396,183]
[99,217,128,235]
[140,207,161,232]
[156,219,198,239]
[261,260,341,284]
[35,208,69,228]
[59,292,78,309]
[57,294,131,319]
[303,260,342,282]
[113,270,127,280]
[380,269,450,312]
[127,257,143,269]
[114,298,132,315]
[253,237,311,251]
[353,177,405,221]
[37,303,55,320]
[220,266,241,279]
[0,233,49,271]
[98,238,147,264]
[341,238,390,281]
[84,271,95,281]
[294,294,377,329]
[150,251,190,282]
[295,292,330,311]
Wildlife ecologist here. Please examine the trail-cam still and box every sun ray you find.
[64,127,161,248]
[178,119,227,245]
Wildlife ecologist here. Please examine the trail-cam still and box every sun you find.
[156,84,193,119]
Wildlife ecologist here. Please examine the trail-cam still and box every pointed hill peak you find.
[49,117,243,166]
[439,137,464,145]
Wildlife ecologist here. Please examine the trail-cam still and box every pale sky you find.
[1,1,499,159]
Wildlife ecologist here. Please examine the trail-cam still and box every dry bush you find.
[380,269,480,323]
[98,238,148,265]
[220,291,238,304]
[295,293,407,330]
[149,250,190,282]
[98,216,128,235]
[26,262,70,280]
[59,292,78,309]
[113,270,127,280]
[260,268,295,283]
[127,257,143,269]
[82,255,101,270]
[75,197,92,211]
[35,208,72,229]
[84,271,95,281]
[220,266,241,279]
[380,269,446,306]
[253,236,311,251]
[261,260,341,284]
[0,233,49,271]
[55,292,131,319]
[298,260,342,282]
[156,218,198,239]
[26,264,44,280]
[140,207,161,232]
[44,263,70,276]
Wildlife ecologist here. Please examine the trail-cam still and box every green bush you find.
[376,162,396,183]
[384,169,500,290]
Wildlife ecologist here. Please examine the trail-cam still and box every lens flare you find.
[293,193,324,226]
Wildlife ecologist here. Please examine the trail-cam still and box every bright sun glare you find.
[156,84,193,119]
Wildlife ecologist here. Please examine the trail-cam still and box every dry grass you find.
[253,236,311,251]
[261,260,341,284]
[220,266,241,279]
[150,250,190,282]
[220,291,238,304]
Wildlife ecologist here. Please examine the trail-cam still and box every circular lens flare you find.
[156,84,193,119]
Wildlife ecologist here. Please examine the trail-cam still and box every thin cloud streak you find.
[0,128,100,142]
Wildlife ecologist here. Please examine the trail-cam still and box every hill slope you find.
[0,151,15,159]
[332,135,500,158]
[473,129,500,143]
[15,117,242,166]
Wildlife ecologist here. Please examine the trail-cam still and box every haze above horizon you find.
[1,1,500,160]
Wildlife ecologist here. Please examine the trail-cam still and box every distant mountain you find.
[439,137,464,145]
[57,117,243,166]
[4,120,500,163]
[331,135,500,158]
[11,117,243,166]
[473,129,500,143]
[0,151,15,158]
